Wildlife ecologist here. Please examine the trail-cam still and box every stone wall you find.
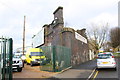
[36,6,89,66]
[61,28,89,66]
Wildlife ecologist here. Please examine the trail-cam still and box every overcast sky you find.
[0,0,119,51]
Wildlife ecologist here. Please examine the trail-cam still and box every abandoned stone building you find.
[32,6,89,66]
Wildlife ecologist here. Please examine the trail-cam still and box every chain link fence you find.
[39,46,71,72]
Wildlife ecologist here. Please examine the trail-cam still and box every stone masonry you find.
[39,6,89,66]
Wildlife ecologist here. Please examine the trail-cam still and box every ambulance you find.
[25,48,46,66]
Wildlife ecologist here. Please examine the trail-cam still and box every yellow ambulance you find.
[25,48,46,66]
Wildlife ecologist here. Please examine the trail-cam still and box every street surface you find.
[13,64,56,78]
[53,58,119,80]
[53,60,96,78]
[91,58,120,80]
[91,58,119,80]
[13,58,120,80]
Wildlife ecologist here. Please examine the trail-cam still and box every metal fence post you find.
[53,46,56,72]
[2,39,6,80]
[8,38,13,80]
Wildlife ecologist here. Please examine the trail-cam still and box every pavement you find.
[52,59,97,79]
[13,64,56,78]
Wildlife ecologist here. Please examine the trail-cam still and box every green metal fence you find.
[40,46,71,72]
[0,38,13,80]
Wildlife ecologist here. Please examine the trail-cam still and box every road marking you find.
[87,68,96,80]
[92,70,99,80]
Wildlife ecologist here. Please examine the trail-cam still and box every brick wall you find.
[40,6,89,66]
[61,28,89,66]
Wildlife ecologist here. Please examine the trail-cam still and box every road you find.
[13,58,120,80]
[53,58,119,80]
[53,60,97,79]
[91,58,119,80]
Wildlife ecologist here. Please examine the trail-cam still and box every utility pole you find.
[23,16,26,55]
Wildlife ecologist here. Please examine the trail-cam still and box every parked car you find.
[20,54,26,61]
[19,54,26,67]
[116,51,120,54]
[12,55,23,72]
[96,52,117,70]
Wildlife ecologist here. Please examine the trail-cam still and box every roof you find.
[53,6,63,14]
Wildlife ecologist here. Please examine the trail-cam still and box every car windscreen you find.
[13,55,20,58]
[30,52,44,56]
[98,54,112,59]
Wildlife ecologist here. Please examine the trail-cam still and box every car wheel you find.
[26,62,29,65]
[114,67,117,71]
[24,60,26,63]
[96,68,99,70]
[17,67,22,72]
[30,62,34,67]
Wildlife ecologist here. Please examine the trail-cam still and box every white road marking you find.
[87,68,96,80]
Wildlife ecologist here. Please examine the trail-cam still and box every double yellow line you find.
[92,70,99,80]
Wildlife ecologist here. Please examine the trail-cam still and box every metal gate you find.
[0,38,13,80]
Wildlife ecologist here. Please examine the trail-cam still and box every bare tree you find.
[87,23,109,54]
[110,27,120,49]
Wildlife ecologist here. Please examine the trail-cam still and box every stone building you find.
[33,6,89,66]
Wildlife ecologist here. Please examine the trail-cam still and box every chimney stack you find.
[53,6,64,25]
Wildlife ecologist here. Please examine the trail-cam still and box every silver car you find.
[12,55,23,72]
[97,52,117,70]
